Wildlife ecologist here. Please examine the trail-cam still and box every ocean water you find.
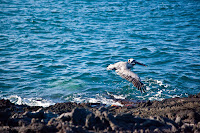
[0,0,200,107]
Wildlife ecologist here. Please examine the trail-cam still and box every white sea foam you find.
[155,80,170,88]
[148,96,165,101]
[73,97,85,103]
[70,94,123,107]
[107,92,126,99]
[7,95,54,107]
[89,97,123,106]
[4,77,176,107]
[24,98,55,107]
[146,86,151,90]
[9,95,23,105]
[145,78,170,89]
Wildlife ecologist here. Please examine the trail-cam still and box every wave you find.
[5,95,55,107]
[67,78,174,105]
[67,93,124,107]
[2,78,181,107]
[144,78,170,88]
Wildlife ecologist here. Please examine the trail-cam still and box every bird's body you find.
[107,58,146,93]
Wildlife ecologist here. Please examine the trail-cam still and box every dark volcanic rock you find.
[1,92,200,132]
[25,108,44,119]
[45,102,78,115]
[71,107,91,126]
[85,112,95,129]
[0,99,14,126]
[19,122,47,133]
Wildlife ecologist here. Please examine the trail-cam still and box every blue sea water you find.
[0,0,200,106]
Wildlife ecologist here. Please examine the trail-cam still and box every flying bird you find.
[107,58,147,93]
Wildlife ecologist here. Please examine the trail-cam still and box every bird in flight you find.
[107,58,147,93]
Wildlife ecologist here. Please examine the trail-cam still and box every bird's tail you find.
[107,64,115,70]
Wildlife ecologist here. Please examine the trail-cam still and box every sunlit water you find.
[0,0,200,106]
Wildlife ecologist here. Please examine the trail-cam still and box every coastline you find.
[1,93,200,133]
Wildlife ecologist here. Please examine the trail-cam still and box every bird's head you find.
[128,58,147,66]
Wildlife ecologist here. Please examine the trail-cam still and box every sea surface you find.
[0,0,200,107]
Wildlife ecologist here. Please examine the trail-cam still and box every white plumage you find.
[107,58,147,93]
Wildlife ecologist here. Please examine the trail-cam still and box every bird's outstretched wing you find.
[116,69,146,93]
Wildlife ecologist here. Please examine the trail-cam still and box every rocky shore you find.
[1,93,200,133]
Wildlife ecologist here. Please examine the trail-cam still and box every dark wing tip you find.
[131,79,146,93]
[140,85,146,93]
[118,70,146,93]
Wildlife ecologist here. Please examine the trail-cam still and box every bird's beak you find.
[135,61,147,67]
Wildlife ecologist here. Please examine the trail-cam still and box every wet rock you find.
[149,116,165,123]
[98,106,108,112]
[0,99,14,108]
[166,112,176,121]
[188,92,200,98]
[178,110,200,124]
[0,100,13,126]
[18,120,24,127]
[188,111,200,124]
[71,125,87,133]
[57,112,72,121]
[1,92,200,132]
[85,113,95,129]
[47,118,57,126]
[103,112,118,130]
[141,100,152,107]
[181,123,193,132]
[43,111,58,124]
[46,118,63,132]
[19,122,47,133]
[163,117,179,129]
[11,113,24,119]
[46,102,77,114]
[175,115,182,126]
[141,119,164,128]
[115,113,135,123]
[31,118,42,124]
[154,128,162,133]
[25,108,44,119]
[88,110,114,131]
[71,107,91,126]
[0,110,11,125]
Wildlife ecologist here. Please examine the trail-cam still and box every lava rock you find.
[24,108,44,119]
[71,107,91,126]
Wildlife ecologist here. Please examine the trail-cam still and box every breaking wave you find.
[6,95,54,107]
